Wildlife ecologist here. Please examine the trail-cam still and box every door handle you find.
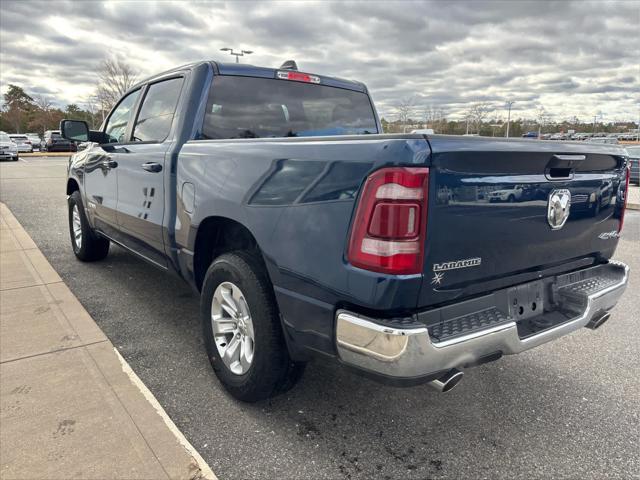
[102,158,118,169]
[142,162,163,173]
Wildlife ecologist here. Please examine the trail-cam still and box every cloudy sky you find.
[0,0,638,122]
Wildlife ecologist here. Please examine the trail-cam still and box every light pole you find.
[505,100,515,138]
[220,47,253,63]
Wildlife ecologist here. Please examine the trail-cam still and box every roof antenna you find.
[280,60,298,71]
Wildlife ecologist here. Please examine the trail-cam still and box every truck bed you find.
[175,134,627,357]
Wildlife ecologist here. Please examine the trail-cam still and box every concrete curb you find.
[19,152,71,157]
[114,349,217,480]
[0,202,216,480]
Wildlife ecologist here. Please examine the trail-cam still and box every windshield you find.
[10,136,27,141]
[0,133,10,142]
[202,75,378,139]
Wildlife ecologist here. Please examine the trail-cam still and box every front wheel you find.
[201,252,305,402]
[68,191,110,261]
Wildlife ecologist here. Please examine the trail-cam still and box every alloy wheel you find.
[211,281,255,375]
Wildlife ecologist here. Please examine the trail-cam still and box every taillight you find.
[347,167,429,275]
[618,163,630,233]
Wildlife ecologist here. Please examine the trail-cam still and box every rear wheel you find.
[201,251,305,402]
[68,191,110,261]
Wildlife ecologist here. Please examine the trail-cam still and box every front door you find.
[83,88,141,237]
[115,76,185,268]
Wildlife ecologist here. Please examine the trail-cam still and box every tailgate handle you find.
[546,154,586,180]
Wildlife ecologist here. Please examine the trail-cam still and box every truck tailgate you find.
[419,136,628,308]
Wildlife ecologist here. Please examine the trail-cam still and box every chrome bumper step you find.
[336,261,629,380]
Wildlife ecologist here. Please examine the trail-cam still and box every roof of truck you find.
[213,62,367,92]
[130,60,367,93]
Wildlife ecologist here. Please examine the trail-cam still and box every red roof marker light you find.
[277,71,320,84]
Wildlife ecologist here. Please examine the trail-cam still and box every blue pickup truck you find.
[62,61,630,401]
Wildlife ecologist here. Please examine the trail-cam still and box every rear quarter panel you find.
[175,135,431,355]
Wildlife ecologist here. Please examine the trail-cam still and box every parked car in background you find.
[619,132,640,141]
[625,146,640,185]
[8,134,33,153]
[549,133,567,140]
[25,133,42,150]
[0,131,19,161]
[43,130,77,152]
[522,131,538,138]
[488,185,526,202]
[411,128,434,134]
[588,137,619,145]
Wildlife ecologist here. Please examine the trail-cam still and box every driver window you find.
[104,89,140,143]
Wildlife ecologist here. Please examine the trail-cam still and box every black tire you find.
[68,191,110,261]
[508,194,515,203]
[201,251,305,402]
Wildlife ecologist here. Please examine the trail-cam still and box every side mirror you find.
[60,120,110,144]
[61,119,89,142]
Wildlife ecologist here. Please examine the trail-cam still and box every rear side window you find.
[105,89,140,143]
[202,75,378,139]
[133,77,184,142]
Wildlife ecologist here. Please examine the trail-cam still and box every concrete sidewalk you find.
[0,203,215,480]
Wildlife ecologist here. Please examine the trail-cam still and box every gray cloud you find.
[0,0,638,121]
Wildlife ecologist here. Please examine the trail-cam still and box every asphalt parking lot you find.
[1,156,639,479]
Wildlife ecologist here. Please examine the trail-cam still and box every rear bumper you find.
[336,261,629,380]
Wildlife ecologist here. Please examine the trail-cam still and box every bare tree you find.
[83,96,101,129]
[467,102,492,134]
[31,95,53,135]
[95,57,138,112]
[423,104,446,130]
[537,105,550,138]
[395,97,416,132]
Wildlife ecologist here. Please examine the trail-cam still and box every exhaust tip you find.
[587,311,611,330]
[428,369,464,393]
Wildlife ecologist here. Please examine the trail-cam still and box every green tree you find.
[65,104,82,117]
[2,85,34,133]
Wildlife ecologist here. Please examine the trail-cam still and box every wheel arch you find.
[66,178,80,196]
[192,216,271,292]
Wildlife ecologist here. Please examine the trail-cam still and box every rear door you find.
[83,88,141,237]
[114,76,184,267]
[419,137,628,308]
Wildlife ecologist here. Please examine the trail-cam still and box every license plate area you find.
[507,280,545,321]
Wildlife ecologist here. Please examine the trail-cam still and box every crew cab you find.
[62,61,630,401]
